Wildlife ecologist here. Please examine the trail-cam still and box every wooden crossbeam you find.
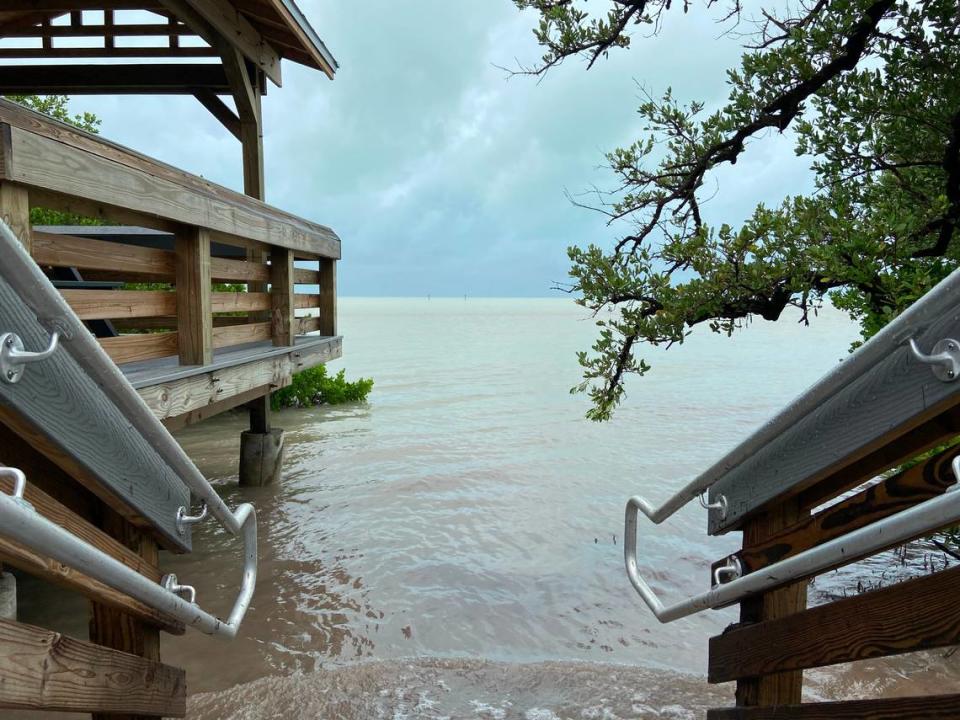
[2,22,195,37]
[0,47,217,58]
[0,63,232,94]
[193,88,240,139]
[0,618,185,716]
[708,694,960,719]
[158,0,281,86]
[709,565,960,683]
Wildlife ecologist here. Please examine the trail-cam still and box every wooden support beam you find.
[713,445,960,581]
[0,182,31,253]
[137,336,341,420]
[0,46,219,59]
[175,227,212,366]
[193,89,241,140]
[270,246,294,346]
[3,22,195,38]
[734,499,806,707]
[318,258,337,336]
[0,617,185,716]
[158,0,282,86]
[0,63,232,95]
[707,694,960,720]
[90,514,163,720]
[709,565,960,683]
[161,383,271,431]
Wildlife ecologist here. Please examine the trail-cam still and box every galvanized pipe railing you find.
[0,220,256,638]
[623,265,960,621]
[625,459,960,623]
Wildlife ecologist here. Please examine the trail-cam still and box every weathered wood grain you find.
[175,227,212,365]
[100,332,179,364]
[707,694,960,719]
[293,293,320,309]
[214,321,272,348]
[32,230,175,277]
[62,289,176,320]
[0,272,190,549]
[295,316,322,334]
[138,336,341,420]
[0,180,31,253]
[210,255,270,282]
[318,258,336,336]
[709,308,960,534]
[0,618,185,716]
[293,267,319,285]
[709,566,960,682]
[271,247,294,346]
[714,445,960,580]
[0,107,340,257]
[211,291,271,313]
[735,499,807,707]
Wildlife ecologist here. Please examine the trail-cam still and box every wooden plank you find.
[161,383,272,431]
[158,0,282,85]
[213,321,272,348]
[0,107,341,258]
[32,230,176,277]
[708,305,960,533]
[138,336,341,420]
[735,500,806,707]
[318,258,336,336]
[0,181,30,253]
[100,332,179,364]
[0,271,191,550]
[175,227,212,365]
[210,255,270,282]
[714,445,960,580]
[0,618,185,716]
[90,514,163,720]
[294,267,319,285]
[293,293,321,309]
[0,62,230,94]
[5,22,195,37]
[707,695,960,719]
[0,46,218,59]
[295,316,321,334]
[797,406,960,513]
[211,291,271,313]
[709,565,960,683]
[62,289,176,320]
[271,246,294,346]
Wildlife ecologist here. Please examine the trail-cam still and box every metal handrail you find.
[625,457,960,623]
[622,261,960,621]
[0,220,257,637]
[0,468,256,637]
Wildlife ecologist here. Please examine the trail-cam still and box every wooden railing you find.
[0,98,339,371]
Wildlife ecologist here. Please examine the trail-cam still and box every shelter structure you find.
[0,1,340,716]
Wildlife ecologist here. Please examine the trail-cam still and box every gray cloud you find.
[69,1,812,297]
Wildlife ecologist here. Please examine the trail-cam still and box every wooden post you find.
[89,516,161,720]
[735,498,807,707]
[175,227,212,366]
[0,182,31,254]
[270,246,294,347]
[318,259,337,336]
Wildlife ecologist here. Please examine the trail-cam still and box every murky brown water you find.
[15,299,960,718]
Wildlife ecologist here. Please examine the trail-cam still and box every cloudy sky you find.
[69,1,813,297]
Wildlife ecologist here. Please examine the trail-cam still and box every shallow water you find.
[46,298,960,717]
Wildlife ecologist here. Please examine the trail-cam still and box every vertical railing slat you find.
[175,227,212,365]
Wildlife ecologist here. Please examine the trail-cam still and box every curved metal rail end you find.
[0,469,257,640]
[624,496,720,624]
